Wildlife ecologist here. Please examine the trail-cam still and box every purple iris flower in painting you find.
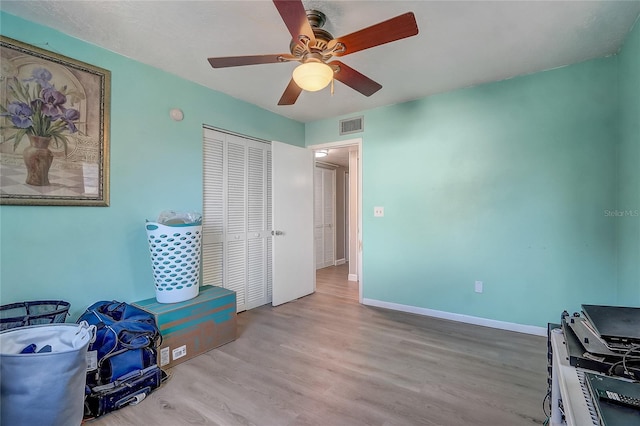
[37,87,67,117]
[1,66,82,158]
[61,108,80,133]
[24,67,53,89]
[3,101,34,129]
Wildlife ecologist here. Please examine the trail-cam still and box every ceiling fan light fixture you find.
[292,62,333,92]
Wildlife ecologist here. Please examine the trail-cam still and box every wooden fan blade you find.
[208,54,295,68]
[278,79,303,105]
[333,12,418,57]
[273,0,316,46]
[330,61,382,97]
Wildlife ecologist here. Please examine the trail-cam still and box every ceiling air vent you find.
[339,116,364,135]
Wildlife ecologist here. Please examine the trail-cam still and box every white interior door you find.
[272,141,315,306]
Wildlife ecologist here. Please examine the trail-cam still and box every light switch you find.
[374,207,384,217]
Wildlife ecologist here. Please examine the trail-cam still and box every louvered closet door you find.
[226,135,248,312]
[314,168,324,269]
[266,149,273,302]
[323,169,335,266]
[246,140,268,310]
[203,128,270,313]
[314,166,336,269]
[202,131,224,288]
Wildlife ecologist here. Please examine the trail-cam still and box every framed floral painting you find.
[0,36,110,206]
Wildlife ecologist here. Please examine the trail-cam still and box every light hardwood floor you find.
[89,264,549,425]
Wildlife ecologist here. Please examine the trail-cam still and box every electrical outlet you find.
[172,345,187,360]
[374,206,384,217]
[475,281,483,293]
[160,347,170,367]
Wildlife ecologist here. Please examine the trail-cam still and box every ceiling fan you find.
[207,0,419,106]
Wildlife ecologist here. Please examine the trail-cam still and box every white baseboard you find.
[361,298,546,336]
[335,258,346,266]
[348,274,358,282]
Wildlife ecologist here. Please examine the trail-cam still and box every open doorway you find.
[310,138,362,303]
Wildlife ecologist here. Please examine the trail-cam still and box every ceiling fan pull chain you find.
[331,77,334,96]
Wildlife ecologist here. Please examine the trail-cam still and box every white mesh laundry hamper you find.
[146,222,202,303]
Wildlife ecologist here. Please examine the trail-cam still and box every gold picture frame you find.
[0,36,110,206]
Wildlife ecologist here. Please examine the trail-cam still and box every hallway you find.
[315,263,359,302]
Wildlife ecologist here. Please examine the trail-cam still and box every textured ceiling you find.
[2,1,639,123]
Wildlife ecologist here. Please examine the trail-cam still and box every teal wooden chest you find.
[133,285,236,368]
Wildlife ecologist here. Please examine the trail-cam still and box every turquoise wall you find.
[617,19,640,305]
[307,57,622,327]
[0,13,304,319]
